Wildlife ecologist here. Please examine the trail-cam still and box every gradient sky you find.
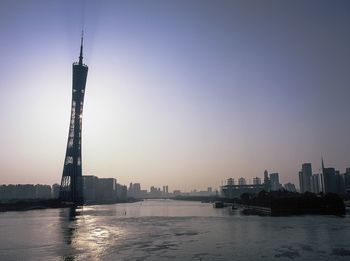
[0,0,350,191]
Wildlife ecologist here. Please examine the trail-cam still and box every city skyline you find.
[1,0,350,191]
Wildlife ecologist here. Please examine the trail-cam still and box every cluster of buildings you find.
[298,160,350,194]
[222,160,350,199]
[173,187,216,197]
[1,178,218,202]
[82,175,127,203]
[0,184,60,201]
[128,183,216,199]
[128,183,169,198]
[4,159,349,203]
[221,170,293,199]
[0,175,128,203]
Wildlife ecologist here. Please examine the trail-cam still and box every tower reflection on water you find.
[58,206,126,260]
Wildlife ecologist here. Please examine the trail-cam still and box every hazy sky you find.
[0,0,349,191]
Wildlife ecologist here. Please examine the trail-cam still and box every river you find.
[0,199,350,260]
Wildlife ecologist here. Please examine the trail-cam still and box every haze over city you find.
[0,0,350,191]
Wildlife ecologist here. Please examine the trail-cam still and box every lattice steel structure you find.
[59,35,88,205]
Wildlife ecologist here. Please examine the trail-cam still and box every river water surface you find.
[1,199,350,260]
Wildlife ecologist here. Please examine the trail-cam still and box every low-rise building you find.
[35,184,51,199]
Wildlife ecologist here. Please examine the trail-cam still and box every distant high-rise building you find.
[335,171,345,194]
[269,173,281,191]
[227,178,235,185]
[310,174,321,194]
[133,183,141,198]
[97,178,117,201]
[52,183,60,199]
[238,177,246,186]
[116,184,127,200]
[322,158,336,193]
[284,183,297,192]
[35,184,51,199]
[299,163,312,193]
[150,186,162,198]
[344,168,350,193]
[298,171,303,192]
[263,170,270,191]
[128,183,142,198]
[59,34,88,205]
[253,177,261,185]
[173,190,181,196]
[16,184,36,199]
[0,184,49,200]
[83,175,126,202]
[162,185,169,197]
[83,175,99,201]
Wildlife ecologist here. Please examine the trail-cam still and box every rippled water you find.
[0,199,350,260]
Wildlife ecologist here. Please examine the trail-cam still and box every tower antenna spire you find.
[79,30,84,65]
[321,156,325,172]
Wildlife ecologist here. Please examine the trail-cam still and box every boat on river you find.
[213,201,224,208]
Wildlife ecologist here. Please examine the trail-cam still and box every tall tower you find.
[59,33,88,205]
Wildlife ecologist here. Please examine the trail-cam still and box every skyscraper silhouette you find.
[299,163,312,193]
[59,34,88,205]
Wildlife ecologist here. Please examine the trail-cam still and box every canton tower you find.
[59,34,88,205]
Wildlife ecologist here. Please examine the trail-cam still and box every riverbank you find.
[0,199,69,212]
[239,191,346,216]
[0,198,142,212]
